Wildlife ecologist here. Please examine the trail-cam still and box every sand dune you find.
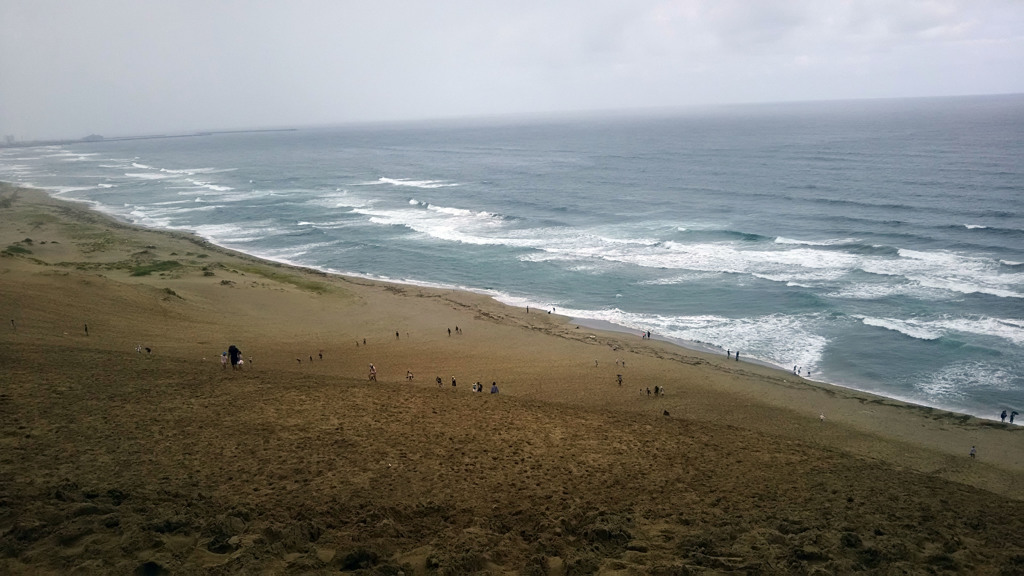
[1,184,1022,574]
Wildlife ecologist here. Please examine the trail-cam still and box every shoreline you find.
[35,181,1012,424]
[4,183,1023,455]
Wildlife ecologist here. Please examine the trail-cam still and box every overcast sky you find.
[2,0,1023,140]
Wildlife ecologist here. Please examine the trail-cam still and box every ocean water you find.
[2,95,1023,420]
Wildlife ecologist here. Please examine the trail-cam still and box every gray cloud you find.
[2,0,1022,140]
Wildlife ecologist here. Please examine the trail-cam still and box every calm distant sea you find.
[3,95,1022,420]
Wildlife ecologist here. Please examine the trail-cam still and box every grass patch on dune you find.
[234,264,331,294]
[130,260,183,276]
[3,244,32,255]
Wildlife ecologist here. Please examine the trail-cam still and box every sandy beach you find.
[1,183,1022,574]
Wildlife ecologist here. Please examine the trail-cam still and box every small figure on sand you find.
[221,352,228,370]
[436,376,443,388]
[970,445,977,459]
[228,345,242,370]
[735,351,740,361]
[1011,411,1019,424]
[407,370,414,381]
[84,323,88,336]
[1001,410,1007,422]
[490,382,499,394]
[451,376,457,389]
[368,363,377,381]
[617,374,623,386]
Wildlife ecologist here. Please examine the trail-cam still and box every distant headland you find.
[1,127,298,149]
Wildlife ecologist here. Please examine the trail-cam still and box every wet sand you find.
[1,184,1022,574]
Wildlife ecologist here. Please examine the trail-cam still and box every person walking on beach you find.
[1012,411,1019,424]
[368,363,377,381]
[221,352,228,370]
[970,446,977,459]
[1001,410,1007,422]
[735,351,740,361]
[228,345,241,370]
[617,374,623,386]
[451,376,457,390]
[490,382,499,394]
[84,323,88,336]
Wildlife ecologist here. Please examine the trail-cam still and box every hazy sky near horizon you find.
[2,0,1023,140]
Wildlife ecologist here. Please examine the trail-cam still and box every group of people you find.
[1000,409,1019,424]
[470,381,500,394]
[220,345,243,370]
[641,385,665,396]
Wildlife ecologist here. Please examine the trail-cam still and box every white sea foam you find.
[859,249,1024,299]
[305,190,373,209]
[43,151,98,158]
[858,314,1024,346]
[182,221,281,244]
[352,199,510,245]
[964,224,989,229]
[916,362,1017,399]
[186,179,233,192]
[548,306,827,372]
[125,172,173,180]
[825,282,949,301]
[637,272,725,285]
[859,316,942,340]
[931,316,1024,346]
[41,185,108,195]
[160,167,236,175]
[379,177,458,188]
[257,241,344,262]
[774,236,858,246]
